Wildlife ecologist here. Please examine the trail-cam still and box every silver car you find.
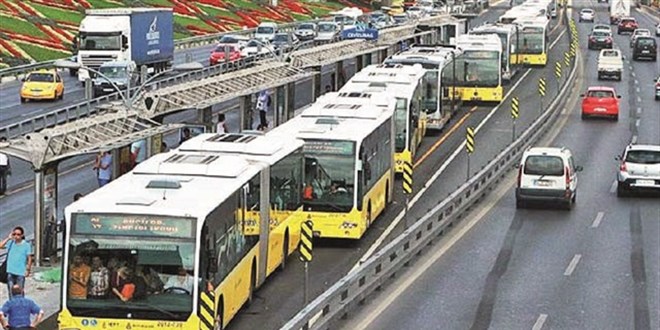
[616,144,660,196]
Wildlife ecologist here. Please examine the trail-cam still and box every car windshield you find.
[214,45,237,52]
[99,66,128,79]
[218,36,240,44]
[592,31,610,37]
[625,150,660,164]
[246,40,263,47]
[298,24,315,30]
[581,9,593,14]
[637,38,655,46]
[593,25,610,31]
[27,73,54,82]
[273,34,289,42]
[256,26,275,34]
[621,19,636,24]
[634,30,650,36]
[601,50,619,57]
[587,90,614,98]
[318,24,336,32]
[524,156,564,176]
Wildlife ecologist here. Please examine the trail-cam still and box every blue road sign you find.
[341,23,379,40]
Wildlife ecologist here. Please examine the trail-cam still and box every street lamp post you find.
[53,60,203,110]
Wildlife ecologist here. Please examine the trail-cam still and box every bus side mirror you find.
[122,35,129,50]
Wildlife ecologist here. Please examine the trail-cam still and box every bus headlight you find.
[243,219,257,227]
[340,221,358,229]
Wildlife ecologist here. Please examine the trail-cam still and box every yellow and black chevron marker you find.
[199,289,216,330]
[511,97,519,119]
[554,61,562,79]
[466,126,475,154]
[564,52,570,66]
[299,220,313,262]
[539,78,546,97]
[402,161,413,194]
[570,43,577,57]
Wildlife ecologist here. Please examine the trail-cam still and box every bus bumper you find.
[458,86,504,103]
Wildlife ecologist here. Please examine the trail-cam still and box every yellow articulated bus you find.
[385,46,463,132]
[269,91,396,239]
[515,16,550,66]
[470,23,522,83]
[453,34,504,103]
[59,149,300,330]
[178,132,305,276]
[339,63,434,173]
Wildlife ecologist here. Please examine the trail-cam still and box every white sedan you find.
[579,8,595,22]
[240,40,276,58]
[656,23,660,37]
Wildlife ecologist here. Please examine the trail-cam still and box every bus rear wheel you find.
[247,264,256,306]
[279,232,289,271]
[214,301,224,330]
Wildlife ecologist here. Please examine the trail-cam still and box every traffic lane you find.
[375,22,570,245]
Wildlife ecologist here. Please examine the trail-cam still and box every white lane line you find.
[636,119,641,127]
[637,96,641,103]
[631,72,636,77]
[629,65,633,70]
[591,212,605,228]
[563,254,582,276]
[634,79,638,84]
[637,107,642,115]
[532,314,549,330]
[610,180,617,193]
[350,28,569,272]
[632,135,638,144]
[636,87,640,93]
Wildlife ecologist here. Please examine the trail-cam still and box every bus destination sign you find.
[74,214,194,238]
[304,140,354,155]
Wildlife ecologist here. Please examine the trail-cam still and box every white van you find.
[254,22,278,42]
[516,147,582,209]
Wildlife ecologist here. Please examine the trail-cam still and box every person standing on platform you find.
[256,90,272,130]
[216,114,228,134]
[0,285,44,330]
[0,137,10,196]
[0,227,33,299]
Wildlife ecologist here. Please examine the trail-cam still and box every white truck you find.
[597,49,623,81]
[609,0,631,24]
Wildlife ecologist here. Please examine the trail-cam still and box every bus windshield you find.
[454,50,500,87]
[394,98,408,153]
[303,140,356,212]
[521,27,545,54]
[65,213,196,321]
[474,31,511,70]
[422,70,439,114]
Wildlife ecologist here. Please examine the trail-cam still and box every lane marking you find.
[351,27,569,271]
[532,314,549,330]
[635,88,640,93]
[636,119,640,127]
[634,79,638,85]
[563,254,582,276]
[350,171,516,329]
[414,106,477,169]
[610,180,617,193]
[632,135,638,144]
[637,107,642,115]
[636,96,641,103]
[591,212,604,228]
[631,72,636,77]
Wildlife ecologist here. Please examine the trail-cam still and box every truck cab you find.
[92,60,138,97]
[254,22,278,42]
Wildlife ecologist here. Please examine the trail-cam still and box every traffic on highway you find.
[0,0,658,329]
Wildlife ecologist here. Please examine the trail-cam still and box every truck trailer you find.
[610,0,631,24]
[76,8,174,84]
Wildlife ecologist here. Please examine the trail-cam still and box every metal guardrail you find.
[281,14,580,330]
[0,60,57,80]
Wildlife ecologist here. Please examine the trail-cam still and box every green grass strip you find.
[141,0,173,7]
[86,0,120,9]
[0,2,8,11]
[225,0,262,11]
[198,4,242,21]
[0,15,48,38]
[30,3,83,25]
[174,31,190,39]
[14,41,69,61]
[291,13,311,21]
[174,14,216,32]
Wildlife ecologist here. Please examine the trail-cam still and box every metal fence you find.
[281,13,580,330]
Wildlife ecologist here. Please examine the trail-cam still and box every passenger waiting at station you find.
[68,255,91,300]
[88,256,109,299]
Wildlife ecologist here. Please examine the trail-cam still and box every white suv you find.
[616,144,660,196]
[516,147,582,209]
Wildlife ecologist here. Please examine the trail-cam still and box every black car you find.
[632,37,657,61]
[271,33,299,50]
[588,31,613,50]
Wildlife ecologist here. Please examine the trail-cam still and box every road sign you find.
[554,61,562,79]
[299,220,313,262]
[539,78,546,97]
[341,24,379,40]
[511,97,519,119]
[402,161,413,194]
[466,126,475,154]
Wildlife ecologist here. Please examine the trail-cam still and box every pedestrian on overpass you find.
[0,137,9,196]
[256,90,272,130]
[0,227,33,299]
[0,285,44,330]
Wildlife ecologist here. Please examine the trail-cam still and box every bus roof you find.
[340,64,424,98]
[65,152,263,221]
[456,34,502,52]
[386,46,460,67]
[178,132,304,165]
[270,94,394,143]
[470,23,517,35]
[515,16,549,27]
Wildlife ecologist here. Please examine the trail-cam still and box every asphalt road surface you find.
[339,3,660,330]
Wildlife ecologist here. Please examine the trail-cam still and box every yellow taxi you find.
[20,69,64,103]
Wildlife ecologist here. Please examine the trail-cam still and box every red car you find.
[209,44,242,66]
[617,17,638,34]
[581,86,621,120]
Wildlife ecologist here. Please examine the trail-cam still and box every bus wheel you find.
[279,231,289,271]
[385,182,390,207]
[367,202,372,227]
[214,300,224,330]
